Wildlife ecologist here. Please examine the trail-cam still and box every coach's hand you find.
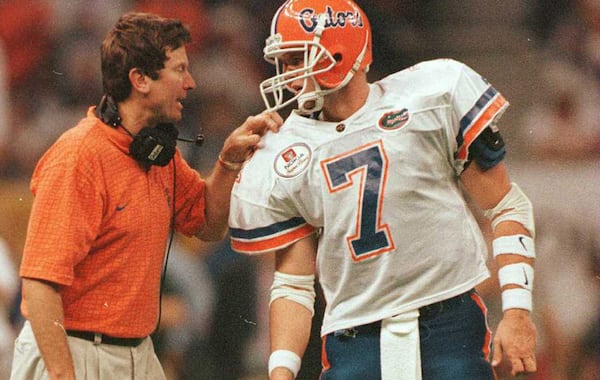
[492,309,537,376]
[219,111,282,165]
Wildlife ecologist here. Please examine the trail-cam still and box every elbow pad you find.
[483,182,535,237]
[270,271,316,316]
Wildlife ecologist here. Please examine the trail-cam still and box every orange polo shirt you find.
[20,108,207,337]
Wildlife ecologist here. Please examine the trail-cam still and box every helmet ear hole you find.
[333,53,342,62]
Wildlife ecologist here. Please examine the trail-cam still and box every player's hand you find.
[270,367,295,380]
[492,309,537,376]
[219,111,282,164]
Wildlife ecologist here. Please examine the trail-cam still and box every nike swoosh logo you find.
[116,204,128,211]
[522,267,529,286]
[518,236,527,250]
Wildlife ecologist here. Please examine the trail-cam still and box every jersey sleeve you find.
[228,153,315,255]
[449,60,509,172]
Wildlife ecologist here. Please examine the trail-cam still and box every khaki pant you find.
[10,321,166,380]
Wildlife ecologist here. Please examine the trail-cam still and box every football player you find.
[229,0,537,378]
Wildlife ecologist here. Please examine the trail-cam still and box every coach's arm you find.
[21,277,76,380]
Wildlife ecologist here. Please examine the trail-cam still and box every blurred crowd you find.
[0,0,598,379]
[514,1,600,378]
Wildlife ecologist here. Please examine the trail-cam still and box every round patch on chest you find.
[274,143,312,178]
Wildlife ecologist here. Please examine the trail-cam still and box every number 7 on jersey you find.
[320,140,395,262]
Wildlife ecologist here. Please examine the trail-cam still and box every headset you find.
[95,94,204,168]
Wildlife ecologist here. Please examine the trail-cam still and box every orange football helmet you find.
[260,0,372,114]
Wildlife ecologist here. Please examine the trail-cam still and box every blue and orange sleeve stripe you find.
[456,87,508,161]
[230,217,316,254]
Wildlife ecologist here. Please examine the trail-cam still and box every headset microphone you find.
[177,134,204,147]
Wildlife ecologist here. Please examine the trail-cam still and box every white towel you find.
[380,310,422,380]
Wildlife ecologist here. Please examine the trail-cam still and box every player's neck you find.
[321,77,370,122]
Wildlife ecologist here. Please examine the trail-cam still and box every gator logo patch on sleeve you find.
[378,108,410,131]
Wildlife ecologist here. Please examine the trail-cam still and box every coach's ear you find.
[129,68,151,95]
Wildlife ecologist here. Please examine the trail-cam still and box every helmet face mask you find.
[260,31,336,114]
[260,0,372,114]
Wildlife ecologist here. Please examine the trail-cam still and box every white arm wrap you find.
[501,288,532,312]
[498,262,534,291]
[492,234,535,258]
[268,349,301,378]
[483,183,535,237]
[270,271,316,316]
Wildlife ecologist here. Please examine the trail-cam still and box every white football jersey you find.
[230,59,509,335]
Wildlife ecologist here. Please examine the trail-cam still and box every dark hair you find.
[100,12,192,102]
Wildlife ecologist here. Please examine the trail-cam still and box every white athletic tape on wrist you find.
[492,235,535,258]
[268,349,301,378]
[498,263,534,291]
[270,271,316,316]
[501,288,532,312]
[484,183,535,237]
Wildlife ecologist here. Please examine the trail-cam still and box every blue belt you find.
[333,289,475,338]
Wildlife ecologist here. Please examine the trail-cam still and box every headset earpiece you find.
[95,95,201,169]
[129,124,178,168]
